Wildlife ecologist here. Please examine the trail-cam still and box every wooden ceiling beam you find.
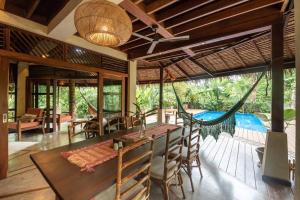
[133,0,143,4]
[188,57,214,77]
[216,53,230,69]
[26,0,40,18]
[128,7,281,59]
[0,0,5,10]
[172,0,283,35]
[155,0,214,22]
[138,60,295,84]
[252,40,267,64]
[232,48,247,67]
[146,0,179,14]
[164,0,249,29]
[120,0,195,56]
[173,62,191,79]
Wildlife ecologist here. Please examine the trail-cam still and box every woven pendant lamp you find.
[74,0,132,47]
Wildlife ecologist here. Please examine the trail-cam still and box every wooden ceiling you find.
[118,0,294,83]
[4,0,70,25]
[2,0,295,83]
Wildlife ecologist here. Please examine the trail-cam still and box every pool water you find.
[193,111,267,133]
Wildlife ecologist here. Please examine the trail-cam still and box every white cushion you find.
[94,179,145,200]
[150,156,177,180]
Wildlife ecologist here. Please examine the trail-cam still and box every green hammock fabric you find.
[172,71,266,140]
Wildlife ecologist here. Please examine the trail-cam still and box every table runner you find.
[61,124,180,172]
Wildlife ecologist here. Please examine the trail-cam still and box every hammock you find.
[79,89,122,117]
[172,71,266,140]
[79,89,98,117]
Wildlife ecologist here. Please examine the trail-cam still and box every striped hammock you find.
[172,71,266,140]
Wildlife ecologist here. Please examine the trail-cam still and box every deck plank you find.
[227,139,240,177]
[245,143,256,189]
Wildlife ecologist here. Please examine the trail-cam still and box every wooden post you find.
[121,77,126,117]
[46,80,50,132]
[262,18,290,186]
[97,73,104,135]
[69,80,76,119]
[0,56,9,179]
[295,0,300,198]
[26,78,33,110]
[158,65,164,123]
[271,20,284,132]
[34,82,38,108]
[53,79,57,132]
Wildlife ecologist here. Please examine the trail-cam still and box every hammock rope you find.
[172,71,266,140]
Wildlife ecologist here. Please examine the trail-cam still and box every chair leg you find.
[17,129,21,141]
[42,127,46,135]
[187,164,194,192]
[178,172,186,199]
[196,156,203,177]
[163,182,169,200]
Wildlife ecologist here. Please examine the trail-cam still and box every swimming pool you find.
[193,111,267,133]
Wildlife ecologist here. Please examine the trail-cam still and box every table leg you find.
[68,125,72,144]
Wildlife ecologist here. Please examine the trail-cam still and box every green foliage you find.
[284,109,296,122]
[136,70,295,115]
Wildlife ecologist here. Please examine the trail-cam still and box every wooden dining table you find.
[30,123,182,200]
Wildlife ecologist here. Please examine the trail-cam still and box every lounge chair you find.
[8,108,46,141]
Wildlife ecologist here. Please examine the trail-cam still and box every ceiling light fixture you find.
[74,0,132,47]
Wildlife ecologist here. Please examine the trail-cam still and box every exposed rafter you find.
[232,48,247,67]
[120,0,195,56]
[173,62,191,80]
[26,0,40,18]
[129,7,281,59]
[252,40,267,64]
[188,57,214,77]
[164,0,249,29]
[155,0,213,22]
[172,0,283,35]
[0,0,5,10]
[146,0,179,14]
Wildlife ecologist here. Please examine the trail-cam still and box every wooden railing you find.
[0,24,128,74]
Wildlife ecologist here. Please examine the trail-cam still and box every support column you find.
[295,0,300,198]
[121,77,126,117]
[0,57,9,179]
[262,19,290,186]
[69,80,76,119]
[16,62,29,117]
[158,65,164,123]
[127,60,137,115]
[53,79,57,132]
[97,73,104,136]
[46,80,50,132]
[271,20,284,132]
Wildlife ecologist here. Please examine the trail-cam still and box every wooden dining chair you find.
[95,138,154,200]
[180,114,203,192]
[150,129,185,200]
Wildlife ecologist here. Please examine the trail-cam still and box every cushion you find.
[27,108,44,118]
[20,114,37,123]
[8,121,40,130]
[171,146,189,160]
[59,115,72,123]
[94,179,145,200]
[150,156,177,180]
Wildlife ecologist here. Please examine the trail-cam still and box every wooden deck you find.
[0,127,294,200]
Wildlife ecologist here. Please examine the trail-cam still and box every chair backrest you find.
[163,129,184,181]
[186,113,201,161]
[116,138,154,200]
